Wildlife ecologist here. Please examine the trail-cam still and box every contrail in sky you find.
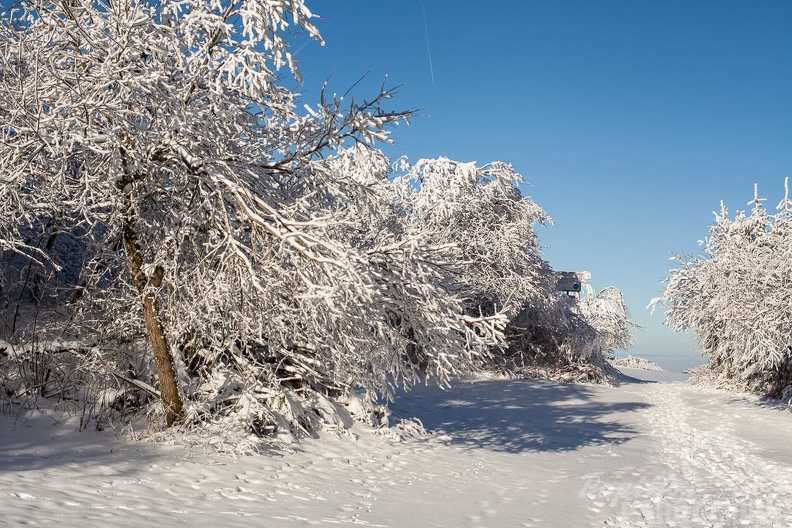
[419,0,435,84]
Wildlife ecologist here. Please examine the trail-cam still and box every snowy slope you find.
[1,369,790,527]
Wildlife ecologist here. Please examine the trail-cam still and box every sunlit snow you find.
[2,368,790,527]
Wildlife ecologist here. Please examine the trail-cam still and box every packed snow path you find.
[1,368,790,527]
[582,373,792,527]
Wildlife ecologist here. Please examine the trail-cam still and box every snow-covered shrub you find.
[610,355,663,371]
[390,158,634,382]
[504,288,628,384]
[578,285,636,359]
[653,182,792,397]
[391,158,561,368]
[393,157,552,317]
[0,0,505,440]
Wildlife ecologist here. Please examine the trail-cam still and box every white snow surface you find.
[2,368,791,527]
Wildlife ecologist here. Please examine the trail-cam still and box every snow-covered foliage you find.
[505,285,631,384]
[393,157,551,316]
[653,181,792,397]
[0,0,505,440]
[610,355,663,371]
[391,158,633,383]
[578,285,635,358]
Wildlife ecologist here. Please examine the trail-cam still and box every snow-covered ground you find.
[2,368,791,527]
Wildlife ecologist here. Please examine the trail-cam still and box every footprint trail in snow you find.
[2,369,791,527]
[584,380,792,527]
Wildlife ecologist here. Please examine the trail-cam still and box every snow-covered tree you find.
[392,159,630,381]
[653,182,792,397]
[393,157,552,316]
[503,279,636,383]
[578,285,635,358]
[0,0,505,435]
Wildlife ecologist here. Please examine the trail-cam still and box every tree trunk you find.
[122,218,184,426]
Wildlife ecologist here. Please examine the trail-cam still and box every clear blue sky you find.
[291,0,792,371]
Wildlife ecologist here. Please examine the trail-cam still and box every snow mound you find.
[610,355,663,371]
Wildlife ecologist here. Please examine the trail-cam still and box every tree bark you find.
[122,218,184,426]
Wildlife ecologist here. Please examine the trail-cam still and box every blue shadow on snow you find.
[388,377,652,454]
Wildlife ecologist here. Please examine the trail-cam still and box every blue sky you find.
[290,0,792,371]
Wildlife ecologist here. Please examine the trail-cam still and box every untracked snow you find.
[1,368,791,527]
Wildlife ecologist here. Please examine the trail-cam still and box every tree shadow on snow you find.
[0,412,165,474]
[613,371,658,385]
[389,377,651,454]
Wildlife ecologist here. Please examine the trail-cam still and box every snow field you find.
[584,377,792,527]
[1,370,790,527]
